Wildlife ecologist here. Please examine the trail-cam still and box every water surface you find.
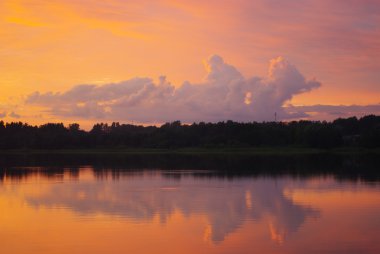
[1,154,379,254]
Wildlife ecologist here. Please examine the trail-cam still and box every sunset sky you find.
[1,0,380,128]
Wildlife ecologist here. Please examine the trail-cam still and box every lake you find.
[1,154,379,253]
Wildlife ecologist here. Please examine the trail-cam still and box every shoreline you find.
[0,147,379,155]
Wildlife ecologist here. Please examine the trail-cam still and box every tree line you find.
[0,115,379,149]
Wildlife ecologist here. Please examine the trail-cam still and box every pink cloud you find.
[26,55,320,123]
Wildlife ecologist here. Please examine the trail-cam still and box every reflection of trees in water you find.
[2,153,379,189]
[1,153,380,182]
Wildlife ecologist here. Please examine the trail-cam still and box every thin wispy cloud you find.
[8,111,21,119]
[285,104,380,120]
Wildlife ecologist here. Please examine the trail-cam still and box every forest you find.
[0,115,379,149]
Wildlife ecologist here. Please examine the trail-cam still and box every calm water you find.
[1,154,380,254]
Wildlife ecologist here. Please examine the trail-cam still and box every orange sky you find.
[1,0,380,126]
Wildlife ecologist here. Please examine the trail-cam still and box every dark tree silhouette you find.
[0,115,379,149]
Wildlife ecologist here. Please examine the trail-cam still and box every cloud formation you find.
[26,55,321,123]
[285,104,380,120]
[8,111,21,119]
[0,111,22,119]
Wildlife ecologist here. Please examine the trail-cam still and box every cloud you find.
[0,112,6,118]
[26,55,321,123]
[8,111,21,119]
[286,104,380,120]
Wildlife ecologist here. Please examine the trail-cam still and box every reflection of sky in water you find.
[1,167,380,253]
[0,168,323,243]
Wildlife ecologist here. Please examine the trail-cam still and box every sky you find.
[1,0,380,128]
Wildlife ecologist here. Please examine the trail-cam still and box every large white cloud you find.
[27,55,321,123]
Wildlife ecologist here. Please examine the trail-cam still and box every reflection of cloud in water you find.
[23,171,319,243]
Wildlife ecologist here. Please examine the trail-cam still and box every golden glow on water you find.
[245,190,252,210]
[0,168,379,254]
[269,222,285,245]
